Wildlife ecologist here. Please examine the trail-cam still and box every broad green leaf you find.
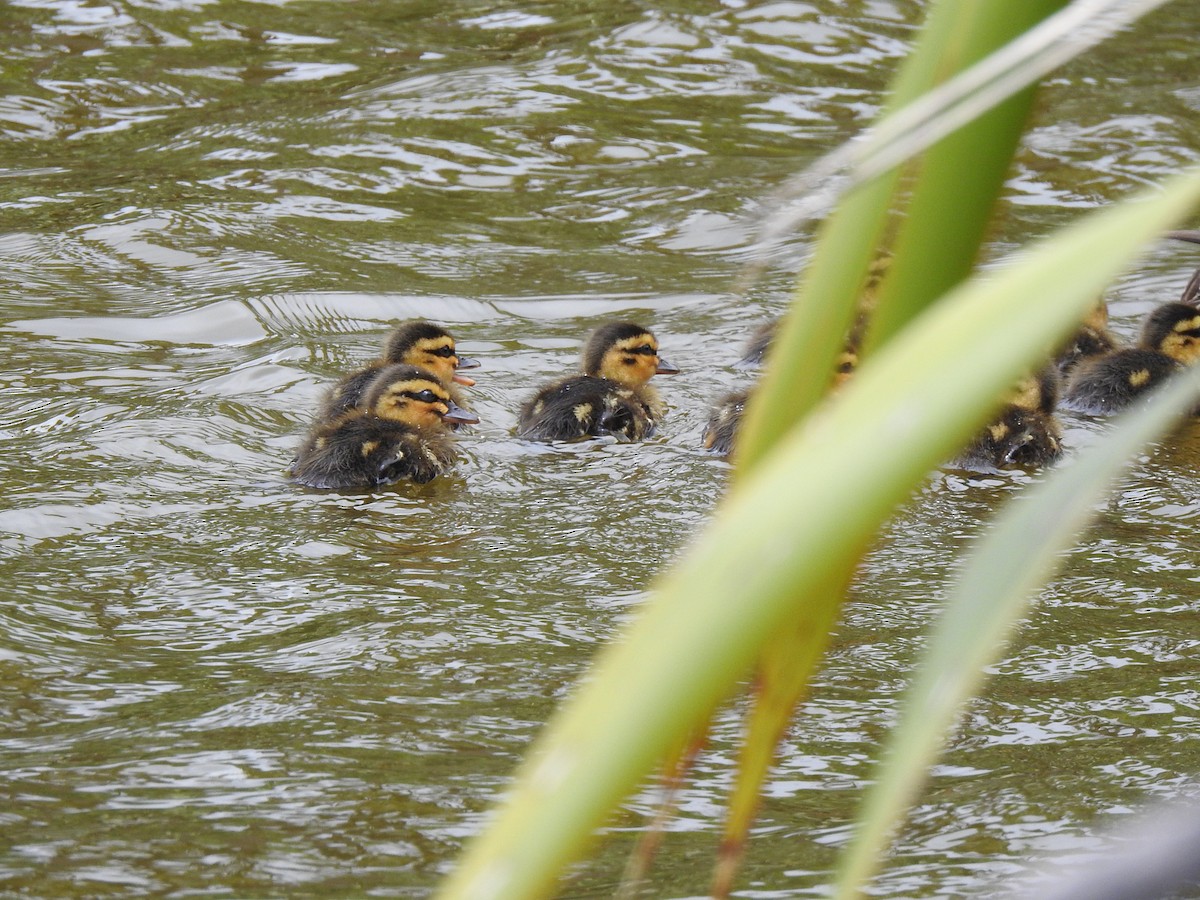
[834,362,1200,900]
[438,172,1200,900]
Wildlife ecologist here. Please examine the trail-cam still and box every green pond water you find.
[2,1,1200,896]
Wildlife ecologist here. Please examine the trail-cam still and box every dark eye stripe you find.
[402,389,446,404]
[627,345,656,356]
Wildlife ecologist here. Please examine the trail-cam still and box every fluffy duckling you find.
[736,320,777,368]
[516,322,679,442]
[320,321,480,420]
[701,387,749,457]
[1055,300,1118,378]
[703,330,858,459]
[1062,303,1200,415]
[704,257,887,457]
[955,367,1063,470]
[291,364,479,490]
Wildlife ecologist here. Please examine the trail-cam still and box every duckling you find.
[701,387,749,457]
[704,321,859,458]
[516,322,679,442]
[1054,299,1118,378]
[955,367,1063,470]
[736,320,777,368]
[320,321,480,420]
[705,257,888,457]
[290,364,479,490]
[1062,303,1200,415]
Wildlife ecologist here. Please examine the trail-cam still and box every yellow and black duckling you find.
[1062,302,1200,415]
[290,364,479,490]
[955,367,1063,470]
[320,320,480,420]
[1054,299,1118,378]
[516,322,679,442]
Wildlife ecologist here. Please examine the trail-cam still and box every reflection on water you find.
[3,1,1200,896]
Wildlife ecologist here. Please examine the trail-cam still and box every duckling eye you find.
[633,344,655,355]
[432,346,456,358]
[409,389,441,404]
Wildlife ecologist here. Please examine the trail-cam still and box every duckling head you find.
[362,364,480,429]
[737,320,778,368]
[582,322,680,387]
[1140,303,1200,365]
[1006,366,1060,416]
[1082,299,1110,331]
[382,321,480,387]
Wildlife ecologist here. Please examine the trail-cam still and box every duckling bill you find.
[290,364,478,490]
[516,322,679,442]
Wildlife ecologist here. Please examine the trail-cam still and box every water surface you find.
[3,1,1200,896]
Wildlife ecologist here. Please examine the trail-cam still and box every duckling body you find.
[516,322,678,442]
[518,375,663,442]
[955,367,1063,470]
[291,416,458,489]
[1062,348,1182,416]
[320,321,479,420]
[1063,302,1200,415]
[291,364,477,490]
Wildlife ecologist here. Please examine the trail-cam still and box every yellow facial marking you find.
[1007,375,1042,410]
[407,337,458,377]
[988,423,1009,442]
[1162,331,1200,365]
[1173,316,1200,333]
[360,439,380,458]
[573,403,593,423]
[1083,301,1109,330]
[1128,368,1152,388]
[599,335,659,385]
[373,378,452,425]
